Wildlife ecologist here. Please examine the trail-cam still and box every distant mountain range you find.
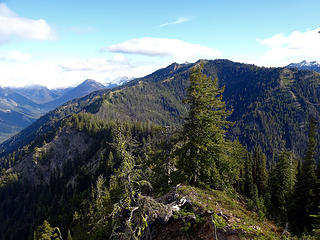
[3,59,320,158]
[0,87,42,142]
[45,79,106,109]
[287,60,320,72]
[2,59,320,162]
[0,77,134,142]
[12,85,62,104]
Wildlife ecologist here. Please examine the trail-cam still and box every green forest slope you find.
[1,62,320,239]
[2,60,320,161]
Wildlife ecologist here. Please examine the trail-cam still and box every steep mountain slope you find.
[0,114,284,240]
[0,63,191,157]
[12,85,60,104]
[0,117,103,239]
[287,60,320,73]
[2,59,320,160]
[0,114,162,239]
[46,79,106,109]
[51,87,73,97]
[0,87,44,142]
[0,79,106,143]
[0,88,106,157]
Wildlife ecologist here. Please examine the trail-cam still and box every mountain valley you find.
[0,78,133,143]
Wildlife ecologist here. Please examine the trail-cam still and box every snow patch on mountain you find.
[287,60,320,72]
[104,76,135,89]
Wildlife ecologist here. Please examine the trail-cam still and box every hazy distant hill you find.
[0,79,106,143]
[45,79,106,109]
[0,87,43,142]
[287,60,320,72]
[50,87,73,97]
[12,85,60,104]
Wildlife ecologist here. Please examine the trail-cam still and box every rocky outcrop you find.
[5,126,96,186]
[140,185,249,240]
[148,211,244,240]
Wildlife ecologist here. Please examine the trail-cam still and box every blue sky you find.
[0,0,319,88]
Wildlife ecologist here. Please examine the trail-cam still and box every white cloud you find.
[0,3,16,17]
[0,3,55,43]
[158,17,190,27]
[0,36,221,88]
[0,54,164,89]
[56,54,164,86]
[58,54,132,72]
[0,51,32,62]
[104,37,221,62]
[257,27,320,66]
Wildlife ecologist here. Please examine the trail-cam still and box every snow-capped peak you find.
[286,60,320,72]
[104,76,135,89]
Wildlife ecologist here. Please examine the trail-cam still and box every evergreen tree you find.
[252,147,268,197]
[177,63,233,188]
[303,117,318,187]
[312,169,320,237]
[146,126,177,193]
[34,220,54,240]
[107,151,115,176]
[269,151,296,223]
[310,206,320,236]
[33,220,62,240]
[88,175,112,238]
[290,117,318,233]
[243,152,255,199]
[110,124,152,239]
[229,139,247,192]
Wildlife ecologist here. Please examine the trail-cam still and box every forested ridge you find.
[0,60,320,239]
[3,60,320,161]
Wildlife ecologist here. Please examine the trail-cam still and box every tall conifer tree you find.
[252,147,268,196]
[290,117,318,233]
[177,63,233,188]
[269,151,296,223]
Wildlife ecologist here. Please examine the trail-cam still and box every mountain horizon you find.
[1,58,320,160]
[1,76,135,90]
[0,79,109,143]
[286,60,320,72]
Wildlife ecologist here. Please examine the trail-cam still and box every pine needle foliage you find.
[109,124,152,240]
[177,63,233,188]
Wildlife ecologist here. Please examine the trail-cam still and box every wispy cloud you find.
[257,27,320,66]
[0,54,164,88]
[158,17,190,27]
[0,51,32,62]
[0,3,55,43]
[58,54,131,72]
[103,37,221,62]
